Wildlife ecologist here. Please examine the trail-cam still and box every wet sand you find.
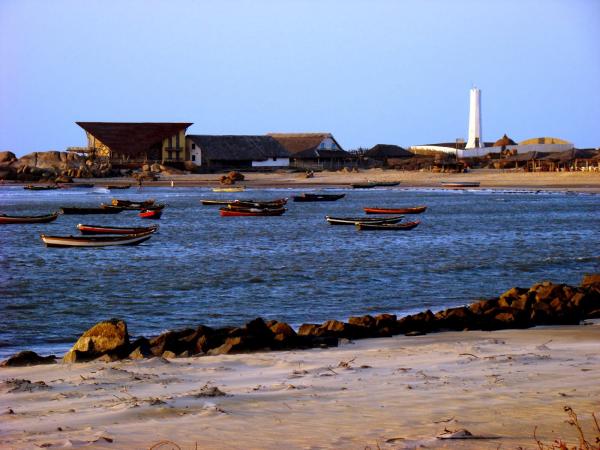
[2,323,599,449]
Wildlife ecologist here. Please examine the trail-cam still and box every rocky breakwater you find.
[0,151,113,182]
[1,275,599,366]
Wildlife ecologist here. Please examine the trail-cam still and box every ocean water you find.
[0,186,599,358]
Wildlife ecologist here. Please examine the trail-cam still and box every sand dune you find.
[2,323,599,449]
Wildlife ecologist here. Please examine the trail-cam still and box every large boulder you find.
[582,274,600,289]
[0,151,16,163]
[1,351,56,367]
[63,319,129,363]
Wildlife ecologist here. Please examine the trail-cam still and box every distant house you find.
[74,122,193,164]
[186,135,290,168]
[267,133,349,169]
[364,144,413,166]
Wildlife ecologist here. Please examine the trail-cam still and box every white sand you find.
[2,323,599,449]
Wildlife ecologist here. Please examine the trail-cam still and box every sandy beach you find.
[55,168,600,193]
[2,323,599,449]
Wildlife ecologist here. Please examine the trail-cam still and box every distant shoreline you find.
[2,168,600,193]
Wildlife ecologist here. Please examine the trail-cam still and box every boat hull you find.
[356,220,421,231]
[364,206,427,214]
[60,206,123,214]
[326,216,404,225]
[0,212,60,224]
[212,186,245,192]
[77,224,159,235]
[139,209,162,219]
[41,231,154,247]
[292,194,345,202]
[219,207,286,217]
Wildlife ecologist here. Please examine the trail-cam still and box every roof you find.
[365,144,413,158]
[187,135,289,161]
[494,134,517,147]
[519,137,571,145]
[539,149,599,162]
[268,133,348,158]
[76,122,192,155]
[505,151,550,162]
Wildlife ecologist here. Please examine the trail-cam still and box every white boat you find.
[441,181,481,188]
[40,231,154,247]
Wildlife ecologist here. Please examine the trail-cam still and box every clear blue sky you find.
[1,0,599,156]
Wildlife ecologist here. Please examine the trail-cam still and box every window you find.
[320,142,325,149]
[175,133,180,149]
[191,143,196,149]
[192,155,196,161]
[272,157,277,161]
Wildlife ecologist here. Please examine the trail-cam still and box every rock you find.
[162,351,177,359]
[498,287,528,307]
[1,351,56,367]
[0,151,16,163]
[582,274,600,288]
[142,164,150,172]
[227,171,244,181]
[150,163,162,173]
[195,326,233,354]
[397,310,436,334]
[128,337,152,359]
[269,321,296,338]
[469,298,498,315]
[149,328,196,356]
[435,307,472,330]
[207,335,268,355]
[298,323,321,336]
[348,315,376,328]
[54,175,73,183]
[244,317,274,340]
[62,319,129,363]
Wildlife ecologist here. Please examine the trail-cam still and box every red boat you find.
[77,224,159,235]
[364,206,427,214]
[219,207,286,217]
[139,209,162,219]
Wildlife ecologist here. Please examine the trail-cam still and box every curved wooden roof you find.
[519,137,571,145]
[268,133,347,157]
[76,122,193,155]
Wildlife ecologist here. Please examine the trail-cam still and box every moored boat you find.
[441,181,481,188]
[106,185,131,190]
[0,212,60,224]
[325,215,404,225]
[351,182,377,189]
[364,206,427,214]
[24,185,59,191]
[367,181,400,187]
[201,198,287,207]
[60,206,123,215]
[292,193,345,202]
[139,209,162,219]
[355,220,421,231]
[212,186,245,192]
[41,231,154,247]
[111,199,155,208]
[70,183,95,188]
[77,223,159,235]
[219,207,286,217]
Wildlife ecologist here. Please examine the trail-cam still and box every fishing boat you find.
[212,186,245,193]
[219,207,286,217]
[60,206,123,215]
[40,231,154,247]
[70,183,95,188]
[367,181,400,187]
[351,182,377,189]
[111,199,155,208]
[201,198,287,207]
[441,181,481,188]
[364,206,427,214]
[105,185,131,190]
[139,209,162,219]
[77,224,159,235]
[0,212,60,224]
[325,215,404,225]
[24,185,59,191]
[292,193,345,202]
[355,220,421,231]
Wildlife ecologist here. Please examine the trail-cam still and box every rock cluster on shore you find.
[0,151,114,182]
[2,275,599,367]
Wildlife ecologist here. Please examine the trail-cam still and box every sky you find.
[1,0,599,156]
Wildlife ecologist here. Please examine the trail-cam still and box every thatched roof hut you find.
[494,134,517,147]
[364,144,413,159]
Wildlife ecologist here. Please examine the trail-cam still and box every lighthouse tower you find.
[465,87,482,149]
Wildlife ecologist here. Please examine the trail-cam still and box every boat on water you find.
[201,198,287,207]
[77,224,159,235]
[351,182,377,189]
[355,220,421,231]
[60,206,123,215]
[292,193,345,202]
[70,183,95,188]
[325,215,404,225]
[0,212,60,224]
[441,181,481,188]
[219,207,286,217]
[24,185,59,191]
[105,185,131,190]
[41,231,154,247]
[139,209,162,219]
[364,206,427,214]
[111,199,155,209]
[367,181,401,187]
[212,186,245,192]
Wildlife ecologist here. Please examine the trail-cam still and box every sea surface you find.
[0,185,599,358]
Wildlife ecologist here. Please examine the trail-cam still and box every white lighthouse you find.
[465,87,482,149]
